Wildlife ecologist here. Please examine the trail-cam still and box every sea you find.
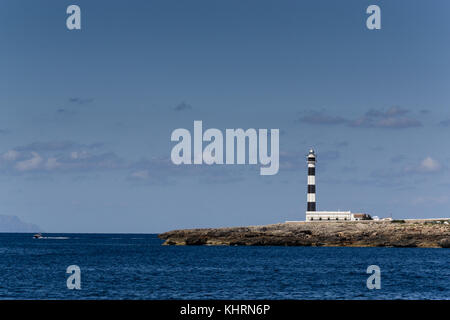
[0,233,448,300]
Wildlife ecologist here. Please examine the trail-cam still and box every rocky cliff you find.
[159,220,450,248]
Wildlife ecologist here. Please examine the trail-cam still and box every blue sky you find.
[1,0,450,232]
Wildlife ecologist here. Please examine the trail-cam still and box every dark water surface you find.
[0,233,448,299]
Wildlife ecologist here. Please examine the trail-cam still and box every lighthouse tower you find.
[307,149,316,212]
[302,148,372,222]
[295,148,372,222]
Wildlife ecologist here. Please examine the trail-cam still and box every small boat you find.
[33,233,43,239]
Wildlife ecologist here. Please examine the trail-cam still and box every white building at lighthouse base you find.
[306,211,371,221]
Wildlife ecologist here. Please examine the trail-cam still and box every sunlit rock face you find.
[159,220,450,248]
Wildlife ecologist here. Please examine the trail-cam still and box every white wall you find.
[306,211,352,221]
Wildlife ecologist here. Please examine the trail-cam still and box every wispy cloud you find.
[0,141,123,174]
[173,101,193,112]
[1,140,249,184]
[439,119,450,127]
[54,97,94,116]
[390,155,406,163]
[404,156,443,174]
[127,156,247,185]
[69,97,94,105]
[44,152,124,172]
[15,152,43,172]
[372,156,444,182]
[14,141,103,153]
[349,106,421,128]
[297,110,348,125]
[298,106,422,129]
[127,157,173,185]
[56,108,76,116]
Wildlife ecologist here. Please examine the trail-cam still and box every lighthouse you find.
[307,149,316,212]
[304,149,372,222]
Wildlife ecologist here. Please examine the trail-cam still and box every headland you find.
[159,219,450,248]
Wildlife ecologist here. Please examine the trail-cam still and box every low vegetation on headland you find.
[159,220,450,248]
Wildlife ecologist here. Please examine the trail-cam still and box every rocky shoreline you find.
[159,220,450,248]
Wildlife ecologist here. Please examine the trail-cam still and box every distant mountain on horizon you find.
[0,214,42,233]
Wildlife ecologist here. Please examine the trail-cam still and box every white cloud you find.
[70,151,90,160]
[2,150,20,161]
[14,152,43,172]
[45,157,60,170]
[130,170,150,179]
[0,141,125,176]
[418,157,442,173]
[404,156,442,174]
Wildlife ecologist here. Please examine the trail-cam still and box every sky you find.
[1,0,450,233]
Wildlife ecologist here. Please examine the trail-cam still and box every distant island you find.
[159,220,450,248]
[0,214,42,233]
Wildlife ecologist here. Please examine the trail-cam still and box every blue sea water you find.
[0,233,448,300]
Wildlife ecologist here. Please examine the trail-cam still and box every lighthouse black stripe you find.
[307,202,316,211]
[308,167,315,175]
[308,185,315,193]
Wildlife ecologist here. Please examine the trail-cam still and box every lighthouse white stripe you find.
[307,176,315,185]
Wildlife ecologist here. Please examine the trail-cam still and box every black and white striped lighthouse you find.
[307,149,316,212]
